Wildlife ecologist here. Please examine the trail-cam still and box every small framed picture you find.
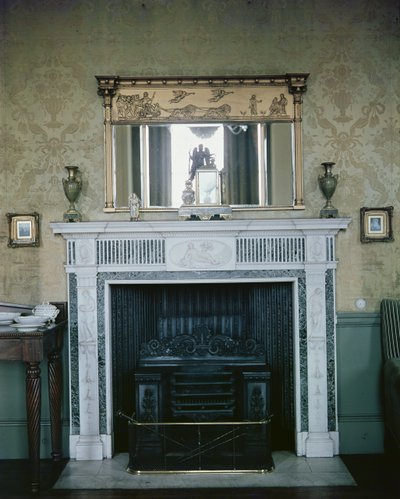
[360,207,393,243]
[6,212,40,248]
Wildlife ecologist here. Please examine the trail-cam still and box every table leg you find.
[48,348,62,461]
[26,361,41,493]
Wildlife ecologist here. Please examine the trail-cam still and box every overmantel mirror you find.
[96,74,309,218]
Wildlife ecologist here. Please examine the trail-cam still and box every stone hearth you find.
[51,218,351,460]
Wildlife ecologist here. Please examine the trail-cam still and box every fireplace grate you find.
[170,368,236,421]
[129,364,273,472]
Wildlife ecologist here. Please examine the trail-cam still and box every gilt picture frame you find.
[6,212,40,248]
[360,206,393,243]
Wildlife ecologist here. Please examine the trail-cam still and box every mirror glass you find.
[113,122,294,209]
[96,74,309,214]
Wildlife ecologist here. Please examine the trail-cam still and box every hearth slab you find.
[53,451,356,489]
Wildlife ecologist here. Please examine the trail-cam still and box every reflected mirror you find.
[96,74,308,215]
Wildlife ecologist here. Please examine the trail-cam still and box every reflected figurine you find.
[189,144,212,180]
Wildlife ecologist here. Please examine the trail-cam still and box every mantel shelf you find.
[51,217,352,237]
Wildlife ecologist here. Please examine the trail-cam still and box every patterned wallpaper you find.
[0,0,399,311]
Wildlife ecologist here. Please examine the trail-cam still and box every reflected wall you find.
[113,123,294,208]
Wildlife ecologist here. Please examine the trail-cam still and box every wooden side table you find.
[0,320,67,492]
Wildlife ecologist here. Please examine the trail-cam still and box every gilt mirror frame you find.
[96,73,309,215]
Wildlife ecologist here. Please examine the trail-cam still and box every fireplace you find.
[51,217,351,460]
[111,281,294,453]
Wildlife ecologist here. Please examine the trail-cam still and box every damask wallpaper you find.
[0,0,399,311]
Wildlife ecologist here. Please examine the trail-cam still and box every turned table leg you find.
[26,361,41,493]
[48,348,62,461]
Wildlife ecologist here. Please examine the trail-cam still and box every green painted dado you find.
[337,312,384,454]
[0,347,70,459]
[0,0,398,458]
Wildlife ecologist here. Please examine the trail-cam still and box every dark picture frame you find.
[360,206,393,243]
[6,212,40,248]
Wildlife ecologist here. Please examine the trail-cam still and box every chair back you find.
[381,299,400,361]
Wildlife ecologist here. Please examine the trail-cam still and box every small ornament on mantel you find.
[318,161,338,218]
[62,166,82,222]
[128,192,141,221]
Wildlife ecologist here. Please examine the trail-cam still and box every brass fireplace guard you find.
[118,412,274,474]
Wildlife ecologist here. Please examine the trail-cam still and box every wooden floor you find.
[0,453,398,498]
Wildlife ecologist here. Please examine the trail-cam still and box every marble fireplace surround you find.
[51,218,351,461]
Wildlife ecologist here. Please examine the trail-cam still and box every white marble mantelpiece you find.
[51,218,351,460]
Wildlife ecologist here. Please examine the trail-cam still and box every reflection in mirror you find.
[96,74,309,214]
[113,122,294,209]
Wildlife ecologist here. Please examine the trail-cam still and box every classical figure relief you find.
[77,241,94,264]
[168,104,201,119]
[237,92,289,118]
[78,289,96,312]
[116,93,161,119]
[169,239,233,270]
[79,318,96,343]
[268,93,289,117]
[309,287,323,332]
[180,241,220,267]
[249,94,262,115]
[203,103,231,119]
[167,103,232,120]
[169,90,195,103]
[208,89,234,102]
[115,86,294,123]
[116,90,233,121]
